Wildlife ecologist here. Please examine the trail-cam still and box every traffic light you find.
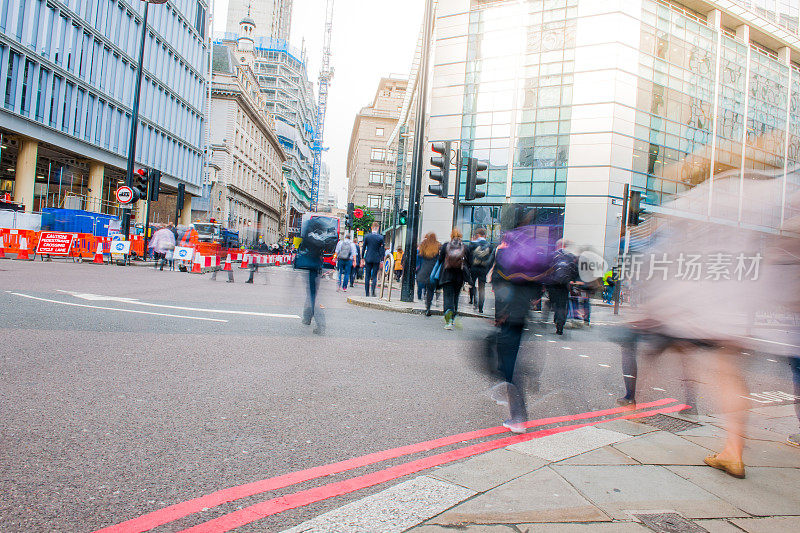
[133,168,148,201]
[148,169,162,201]
[428,141,450,198]
[398,209,408,225]
[465,157,488,201]
[628,190,643,226]
[345,202,354,229]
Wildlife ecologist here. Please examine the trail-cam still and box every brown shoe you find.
[704,454,745,479]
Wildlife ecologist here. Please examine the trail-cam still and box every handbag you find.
[430,260,442,284]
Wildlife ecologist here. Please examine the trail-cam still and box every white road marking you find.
[8,292,228,322]
[57,290,300,319]
[534,333,543,337]
[547,340,557,343]
[652,387,666,392]
[563,346,572,350]
[578,354,589,358]
[767,359,778,362]
[598,363,610,368]
[623,374,635,378]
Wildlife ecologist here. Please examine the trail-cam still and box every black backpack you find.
[472,243,492,267]
[443,241,465,269]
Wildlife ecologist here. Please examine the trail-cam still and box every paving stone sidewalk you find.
[282,404,800,533]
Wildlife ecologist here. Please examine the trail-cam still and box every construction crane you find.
[311,0,334,211]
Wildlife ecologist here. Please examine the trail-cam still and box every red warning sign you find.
[35,231,75,256]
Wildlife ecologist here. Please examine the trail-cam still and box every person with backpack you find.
[436,228,472,330]
[294,216,338,334]
[334,234,357,292]
[468,228,495,314]
[540,239,578,335]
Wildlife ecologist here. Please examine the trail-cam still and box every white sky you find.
[212,0,425,207]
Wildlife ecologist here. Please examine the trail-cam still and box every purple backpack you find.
[495,227,551,283]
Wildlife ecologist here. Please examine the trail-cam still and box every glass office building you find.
[0,0,208,220]
[423,0,800,261]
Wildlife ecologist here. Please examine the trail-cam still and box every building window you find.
[376,127,384,136]
[367,195,381,208]
[4,50,20,109]
[370,147,386,161]
[369,170,382,184]
[20,58,34,114]
[35,67,47,121]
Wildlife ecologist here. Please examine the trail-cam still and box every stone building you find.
[206,23,286,246]
[346,77,409,226]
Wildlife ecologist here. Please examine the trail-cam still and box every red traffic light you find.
[353,208,364,219]
[136,168,147,177]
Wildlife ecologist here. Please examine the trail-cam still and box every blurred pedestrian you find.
[335,233,357,292]
[362,222,385,297]
[789,356,800,447]
[416,232,441,316]
[393,247,404,282]
[295,216,337,334]
[541,239,578,335]
[436,228,472,330]
[602,268,616,304]
[485,217,551,433]
[468,228,495,314]
[149,226,176,271]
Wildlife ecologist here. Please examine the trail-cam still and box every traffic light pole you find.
[400,0,435,302]
[613,183,629,315]
[123,0,151,240]
[451,149,461,229]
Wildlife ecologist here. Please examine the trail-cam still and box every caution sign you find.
[35,231,75,255]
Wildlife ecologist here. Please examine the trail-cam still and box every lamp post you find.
[123,0,167,240]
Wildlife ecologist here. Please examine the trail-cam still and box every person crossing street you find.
[335,234,357,292]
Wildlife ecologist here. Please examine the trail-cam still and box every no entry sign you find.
[353,208,364,219]
[36,232,75,255]
[116,186,134,204]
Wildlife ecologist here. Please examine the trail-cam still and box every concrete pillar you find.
[778,46,791,66]
[707,9,722,30]
[13,138,38,212]
[87,161,104,213]
[735,24,750,42]
[178,194,192,225]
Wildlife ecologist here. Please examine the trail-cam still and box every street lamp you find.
[123,0,167,240]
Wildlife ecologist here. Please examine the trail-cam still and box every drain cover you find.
[634,512,708,533]
[638,414,701,433]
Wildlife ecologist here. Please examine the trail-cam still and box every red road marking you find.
[183,404,688,533]
[93,398,677,533]
[179,403,690,533]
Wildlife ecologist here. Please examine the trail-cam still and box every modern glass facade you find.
[423,0,800,261]
[0,0,208,215]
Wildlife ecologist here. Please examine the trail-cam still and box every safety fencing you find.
[0,226,294,270]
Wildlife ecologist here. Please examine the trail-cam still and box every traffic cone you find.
[191,254,202,273]
[223,254,233,271]
[0,239,5,259]
[93,242,104,264]
[17,247,30,260]
[240,253,250,269]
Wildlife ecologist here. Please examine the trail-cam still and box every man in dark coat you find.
[361,222,385,297]
[467,227,495,314]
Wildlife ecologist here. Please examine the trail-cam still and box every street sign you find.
[116,186,134,204]
[354,208,364,219]
[35,231,75,256]
[173,246,194,261]
[110,240,131,255]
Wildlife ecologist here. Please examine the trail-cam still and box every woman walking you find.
[393,247,404,282]
[416,233,440,316]
[436,228,471,330]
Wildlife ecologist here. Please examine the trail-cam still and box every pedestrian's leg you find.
[303,269,316,325]
[343,261,352,289]
[310,269,325,332]
[620,330,638,403]
[453,282,462,317]
[425,282,434,313]
[497,322,527,426]
[370,263,378,296]
[469,284,475,305]
[211,268,218,281]
[477,278,486,313]
[705,349,747,476]
[551,285,568,334]
[227,269,234,283]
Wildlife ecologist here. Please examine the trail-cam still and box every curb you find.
[346,297,489,319]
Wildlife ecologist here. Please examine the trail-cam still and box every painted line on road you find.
[56,291,300,319]
[92,398,679,533]
[179,403,691,533]
[7,292,228,323]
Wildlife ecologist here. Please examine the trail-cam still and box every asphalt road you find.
[0,259,795,532]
